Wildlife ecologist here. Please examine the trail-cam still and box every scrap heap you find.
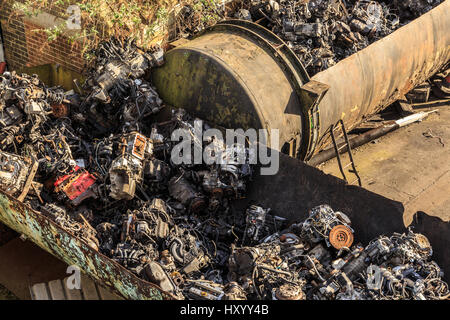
[227,205,449,300]
[233,0,444,75]
[0,36,449,300]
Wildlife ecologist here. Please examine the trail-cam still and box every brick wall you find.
[22,20,85,73]
[0,1,28,70]
[0,0,84,73]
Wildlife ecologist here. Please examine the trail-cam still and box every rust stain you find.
[0,191,177,300]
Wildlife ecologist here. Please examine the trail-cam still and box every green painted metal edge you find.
[0,191,176,300]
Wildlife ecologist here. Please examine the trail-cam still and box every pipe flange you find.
[329,225,354,249]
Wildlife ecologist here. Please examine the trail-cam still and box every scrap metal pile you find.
[0,38,448,300]
[234,0,444,75]
[227,205,449,300]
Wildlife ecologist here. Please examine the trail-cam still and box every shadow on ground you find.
[0,284,18,300]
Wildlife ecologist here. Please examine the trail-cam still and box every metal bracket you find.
[300,80,329,160]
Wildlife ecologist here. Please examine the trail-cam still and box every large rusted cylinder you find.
[152,20,310,157]
[310,1,450,157]
[153,1,450,160]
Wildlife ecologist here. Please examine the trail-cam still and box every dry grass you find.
[6,0,228,58]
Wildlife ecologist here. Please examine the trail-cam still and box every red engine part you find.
[0,62,6,74]
[54,166,98,206]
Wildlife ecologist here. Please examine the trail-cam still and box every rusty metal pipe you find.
[152,2,450,160]
[309,1,450,158]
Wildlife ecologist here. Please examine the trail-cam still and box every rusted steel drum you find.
[153,1,450,160]
[152,20,310,158]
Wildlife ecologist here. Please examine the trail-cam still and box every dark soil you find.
[0,284,18,300]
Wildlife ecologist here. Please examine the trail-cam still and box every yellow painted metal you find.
[17,64,85,91]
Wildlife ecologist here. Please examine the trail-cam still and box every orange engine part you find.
[329,225,354,249]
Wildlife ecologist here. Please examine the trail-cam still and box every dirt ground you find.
[0,284,17,300]
[0,238,68,300]
[319,105,450,226]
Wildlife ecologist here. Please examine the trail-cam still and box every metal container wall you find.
[0,191,174,300]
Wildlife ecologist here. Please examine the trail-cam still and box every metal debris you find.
[225,205,448,300]
[80,38,164,136]
[0,151,38,201]
[242,0,444,75]
[0,37,448,300]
